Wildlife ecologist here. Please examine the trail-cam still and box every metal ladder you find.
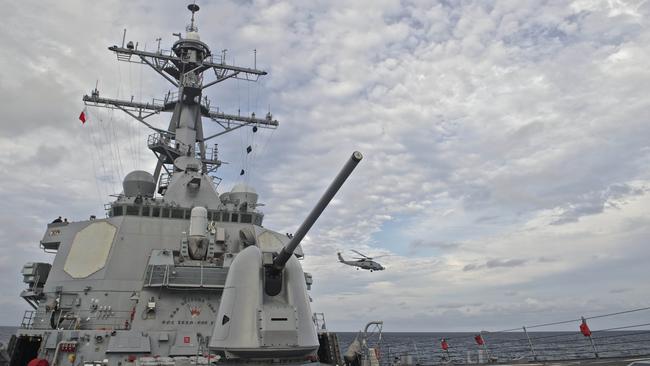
[20,310,34,328]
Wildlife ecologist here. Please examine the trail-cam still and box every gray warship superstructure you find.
[5,5,356,366]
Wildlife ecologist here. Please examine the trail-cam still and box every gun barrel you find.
[273,151,363,270]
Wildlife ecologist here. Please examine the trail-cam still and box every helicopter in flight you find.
[337,250,387,272]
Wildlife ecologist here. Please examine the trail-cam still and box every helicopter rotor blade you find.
[351,249,370,258]
[371,255,391,259]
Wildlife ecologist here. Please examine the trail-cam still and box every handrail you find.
[384,305,650,365]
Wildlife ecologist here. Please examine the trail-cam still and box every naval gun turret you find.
[209,152,363,361]
[267,151,364,294]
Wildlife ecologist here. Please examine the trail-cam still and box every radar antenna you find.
[82,3,278,190]
[187,3,199,32]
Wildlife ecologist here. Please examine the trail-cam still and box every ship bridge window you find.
[152,207,161,217]
[240,214,252,224]
[230,213,238,223]
[162,208,170,218]
[142,206,150,217]
[254,215,263,226]
[113,206,123,217]
[184,210,191,219]
[171,209,184,219]
[126,206,140,216]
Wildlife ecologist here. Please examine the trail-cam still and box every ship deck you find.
[452,356,650,366]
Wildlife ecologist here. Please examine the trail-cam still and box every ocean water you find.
[3,326,649,365]
[336,331,650,365]
[0,326,15,345]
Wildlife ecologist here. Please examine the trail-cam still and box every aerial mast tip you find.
[187,3,200,31]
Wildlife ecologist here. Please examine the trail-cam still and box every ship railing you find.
[143,264,228,289]
[381,305,650,366]
[152,95,167,105]
[209,175,223,189]
[158,48,174,57]
[163,90,211,111]
[114,46,175,62]
[158,173,171,189]
[147,132,177,149]
[201,144,219,164]
[157,172,172,195]
[313,312,328,333]
[148,132,217,164]
[164,90,179,105]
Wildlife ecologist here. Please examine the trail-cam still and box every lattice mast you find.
[83,4,278,192]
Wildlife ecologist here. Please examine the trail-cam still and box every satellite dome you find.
[123,170,156,197]
[231,183,257,194]
[230,183,258,207]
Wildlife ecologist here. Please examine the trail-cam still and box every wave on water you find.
[337,331,650,365]
[0,326,17,346]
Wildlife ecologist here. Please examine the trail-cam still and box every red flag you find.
[441,339,449,351]
[580,321,591,337]
[79,108,87,124]
[475,334,484,345]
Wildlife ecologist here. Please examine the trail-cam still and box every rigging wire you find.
[84,110,108,207]
[245,85,258,187]
[127,61,137,171]
[108,107,125,189]
[237,69,262,188]
[248,78,275,184]
[139,43,146,168]
[244,77,252,187]
[95,107,118,190]
[109,62,126,188]
[586,306,650,321]
[250,74,262,180]
[437,305,650,348]
[236,71,245,182]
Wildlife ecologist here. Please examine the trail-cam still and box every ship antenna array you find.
[82,4,279,183]
[188,3,199,32]
[83,23,277,136]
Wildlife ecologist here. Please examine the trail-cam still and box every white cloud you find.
[1,0,650,332]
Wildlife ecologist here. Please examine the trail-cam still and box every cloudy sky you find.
[1,0,650,332]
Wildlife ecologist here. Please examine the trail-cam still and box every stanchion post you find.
[413,340,421,365]
[581,316,599,359]
[588,333,600,359]
[480,333,492,362]
[474,332,491,363]
[523,326,538,361]
[441,338,451,363]
[387,345,391,366]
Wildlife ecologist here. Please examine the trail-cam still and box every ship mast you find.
[83,4,278,192]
